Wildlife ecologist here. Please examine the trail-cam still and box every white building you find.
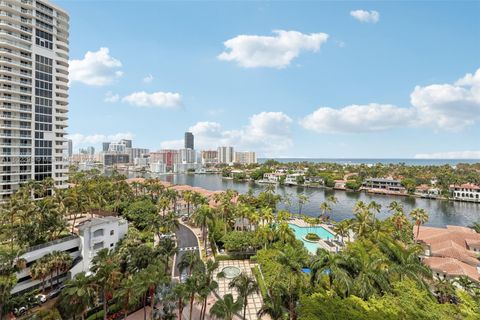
[0,0,70,202]
[180,148,196,164]
[75,216,128,275]
[150,161,167,173]
[262,172,285,183]
[234,151,256,164]
[12,216,127,295]
[450,183,480,202]
[173,162,202,173]
[217,146,234,164]
[285,173,304,185]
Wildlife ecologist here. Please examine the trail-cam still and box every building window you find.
[110,243,114,247]
[110,230,114,236]
[93,229,104,237]
[93,242,104,250]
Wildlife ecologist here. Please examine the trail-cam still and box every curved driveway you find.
[174,223,200,277]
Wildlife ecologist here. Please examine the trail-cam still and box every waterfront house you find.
[415,184,441,198]
[334,180,347,190]
[262,172,286,184]
[362,178,406,195]
[285,173,304,185]
[449,183,480,203]
[415,225,480,282]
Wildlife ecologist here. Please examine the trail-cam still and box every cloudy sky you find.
[62,1,480,158]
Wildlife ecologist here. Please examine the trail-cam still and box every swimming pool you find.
[288,223,336,254]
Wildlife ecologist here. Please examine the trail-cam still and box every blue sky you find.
[61,0,480,158]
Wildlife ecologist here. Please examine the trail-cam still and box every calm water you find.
[137,173,480,228]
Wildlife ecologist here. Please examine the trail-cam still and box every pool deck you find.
[289,218,342,253]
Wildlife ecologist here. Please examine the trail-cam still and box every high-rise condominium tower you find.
[0,0,69,201]
[184,132,194,149]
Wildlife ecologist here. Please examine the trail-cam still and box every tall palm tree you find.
[182,190,194,217]
[60,272,97,320]
[297,194,310,215]
[178,251,200,277]
[409,208,429,240]
[229,272,259,320]
[319,202,332,220]
[257,295,287,320]
[368,201,382,219]
[185,274,201,320]
[310,248,351,294]
[333,220,350,243]
[91,249,121,320]
[209,293,243,320]
[50,251,72,287]
[388,201,404,214]
[277,223,296,245]
[192,205,213,254]
[137,263,167,320]
[170,283,189,320]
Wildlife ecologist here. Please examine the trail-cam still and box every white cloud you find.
[67,132,134,152]
[122,91,182,108]
[218,30,329,68]
[350,10,380,23]
[301,67,480,133]
[414,151,480,159]
[160,112,293,156]
[300,103,414,133]
[143,74,154,83]
[104,91,120,103]
[69,47,123,86]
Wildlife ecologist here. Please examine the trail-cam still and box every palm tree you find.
[277,222,296,245]
[198,260,219,320]
[30,258,49,293]
[60,272,97,320]
[333,220,350,243]
[137,263,167,320]
[319,201,331,220]
[91,249,121,320]
[228,272,259,320]
[182,190,194,217]
[178,251,199,277]
[50,251,72,287]
[388,201,404,214]
[115,275,142,320]
[192,205,213,254]
[257,295,287,320]
[434,276,456,304]
[368,201,382,219]
[185,274,201,320]
[409,208,429,240]
[310,248,351,292]
[297,194,310,215]
[171,283,189,320]
[209,294,243,320]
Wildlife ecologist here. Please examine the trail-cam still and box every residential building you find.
[362,178,406,194]
[285,173,304,185]
[201,150,218,164]
[217,146,234,164]
[102,142,110,152]
[102,153,129,166]
[415,225,480,281]
[450,183,480,202]
[184,131,194,149]
[334,180,347,190]
[234,151,256,164]
[108,141,127,153]
[150,161,167,173]
[12,216,127,295]
[173,162,202,173]
[0,0,70,201]
[129,147,149,162]
[180,148,196,164]
[262,172,285,184]
[75,216,128,275]
[119,139,131,149]
[415,184,441,198]
[150,149,180,171]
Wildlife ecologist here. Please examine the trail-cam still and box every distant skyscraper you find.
[185,132,194,149]
[120,139,132,148]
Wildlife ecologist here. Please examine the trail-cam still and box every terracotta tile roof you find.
[423,257,479,281]
[430,240,479,266]
[125,177,172,187]
[449,183,480,190]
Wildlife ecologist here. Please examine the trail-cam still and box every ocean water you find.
[258,158,480,166]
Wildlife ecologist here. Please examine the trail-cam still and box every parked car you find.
[34,294,47,304]
[47,287,63,299]
[14,306,27,316]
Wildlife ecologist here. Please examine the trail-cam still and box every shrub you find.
[306,233,320,241]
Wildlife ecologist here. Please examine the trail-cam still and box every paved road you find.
[174,224,200,277]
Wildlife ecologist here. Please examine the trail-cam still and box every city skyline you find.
[63,1,479,158]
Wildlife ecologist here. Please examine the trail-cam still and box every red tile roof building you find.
[415,225,480,281]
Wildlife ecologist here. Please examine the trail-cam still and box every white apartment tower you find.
[0,0,69,201]
[217,146,234,164]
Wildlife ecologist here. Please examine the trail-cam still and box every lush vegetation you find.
[2,168,480,319]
